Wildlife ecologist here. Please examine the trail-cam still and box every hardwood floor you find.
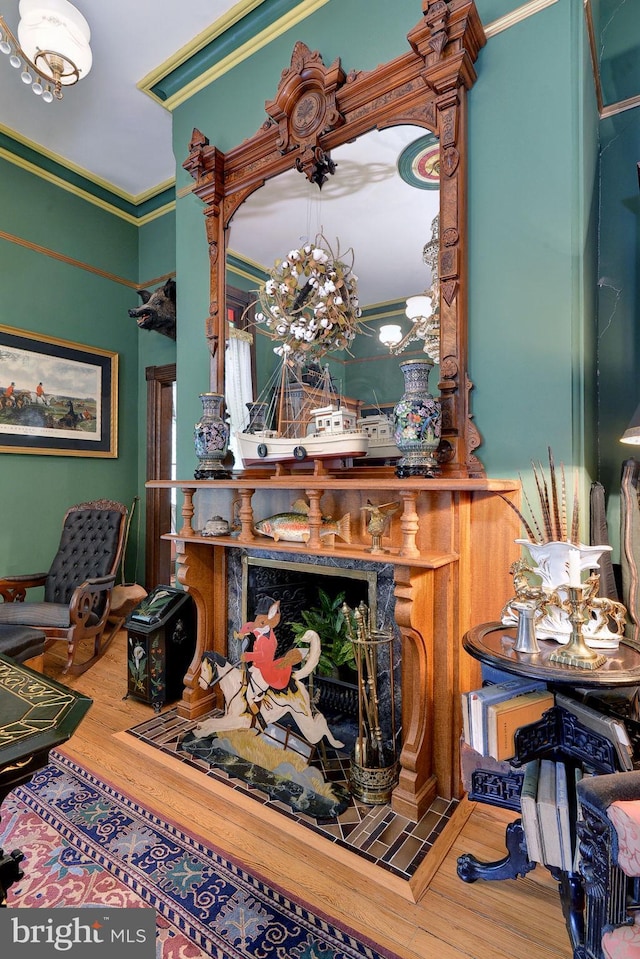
[37,632,572,959]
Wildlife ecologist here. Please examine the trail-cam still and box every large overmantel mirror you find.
[184,0,486,478]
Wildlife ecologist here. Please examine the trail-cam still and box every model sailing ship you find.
[236,361,369,466]
[236,237,370,467]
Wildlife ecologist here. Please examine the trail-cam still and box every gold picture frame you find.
[0,325,118,457]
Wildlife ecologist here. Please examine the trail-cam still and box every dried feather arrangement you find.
[499,447,581,544]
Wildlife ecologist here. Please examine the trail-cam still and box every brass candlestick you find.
[548,584,606,670]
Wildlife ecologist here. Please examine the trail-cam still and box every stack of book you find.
[461,678,555,760]
[520,759,581,870]
[555,692,634,771]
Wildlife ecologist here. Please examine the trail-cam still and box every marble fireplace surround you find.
[148,472,520,832]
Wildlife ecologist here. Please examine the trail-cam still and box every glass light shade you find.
[20,67,32,83]
[621,403,640,444]
[32,79,43,94]
[9,53,21,67]
[41,85,53,102]
[379,324,403,348]
[405,293,433,323]
[0,39,11,54]
[18,0,92,82]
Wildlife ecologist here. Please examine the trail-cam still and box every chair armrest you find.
[69,575,116,630]
[577,772,640,953]
[0,573,48,602]
[578,771,640,814]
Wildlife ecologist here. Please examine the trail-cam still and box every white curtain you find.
[225,327,254,466]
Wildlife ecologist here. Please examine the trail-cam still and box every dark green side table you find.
[0,654,92,903]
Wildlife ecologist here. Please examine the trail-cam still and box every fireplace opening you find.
[241,556,377,656]
[229,551,400,756]
[238,557,386,740]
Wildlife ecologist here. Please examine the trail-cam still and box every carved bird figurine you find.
[360,500,401,543]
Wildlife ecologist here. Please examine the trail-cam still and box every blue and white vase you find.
[393,358,442,478]
[194,392,230,479]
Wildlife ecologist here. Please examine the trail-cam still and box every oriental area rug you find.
[0,751,400,959]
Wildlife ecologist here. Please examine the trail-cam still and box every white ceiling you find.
[0,0,238,197]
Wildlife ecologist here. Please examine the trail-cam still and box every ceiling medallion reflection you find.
[398,134,439,191]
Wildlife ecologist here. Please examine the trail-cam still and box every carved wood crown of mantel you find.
[183,0,487,480]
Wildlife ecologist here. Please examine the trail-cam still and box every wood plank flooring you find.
[35,633,572,959]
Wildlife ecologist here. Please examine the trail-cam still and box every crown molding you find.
[484,0,558,39]
[141,0,329,110]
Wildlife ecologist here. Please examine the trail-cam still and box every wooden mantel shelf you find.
[147,471,521,826]
[146,474,518,493]
[159,532,458,571]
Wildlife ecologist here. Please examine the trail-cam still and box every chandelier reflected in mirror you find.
[379,214,440,362]
[0,0,92,102]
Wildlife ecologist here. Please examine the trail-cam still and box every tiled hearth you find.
[126,708,458,883]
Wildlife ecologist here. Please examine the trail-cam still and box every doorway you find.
[145,363,176,590]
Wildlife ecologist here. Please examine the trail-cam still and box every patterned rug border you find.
[14,750,402,959]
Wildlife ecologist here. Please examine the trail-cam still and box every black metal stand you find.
[457,819,536,882]
[0,848,23,906]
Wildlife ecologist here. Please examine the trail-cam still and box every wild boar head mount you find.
[129,279,176,340]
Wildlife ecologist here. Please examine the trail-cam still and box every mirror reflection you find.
[224,125,440,466]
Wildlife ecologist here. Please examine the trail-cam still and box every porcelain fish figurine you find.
[254,499,351,544]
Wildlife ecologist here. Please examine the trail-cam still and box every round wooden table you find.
[463,621,640,688]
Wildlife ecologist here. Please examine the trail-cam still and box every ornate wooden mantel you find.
[148,469,519,822]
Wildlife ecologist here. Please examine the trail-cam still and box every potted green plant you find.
[291,588,356,679]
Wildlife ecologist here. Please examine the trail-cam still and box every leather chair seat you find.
[0,623,46,663]
[0,602,97,630]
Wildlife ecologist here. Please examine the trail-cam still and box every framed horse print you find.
[0,325,118,457]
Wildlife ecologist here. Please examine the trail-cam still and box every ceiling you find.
[0,0,234,198]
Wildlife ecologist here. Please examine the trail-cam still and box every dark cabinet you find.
[125,586,196,711]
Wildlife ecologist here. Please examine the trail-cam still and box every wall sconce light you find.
[0,0,92,102]
[378,214,440,362]
[379,324,403,350]
[621,403,640,444]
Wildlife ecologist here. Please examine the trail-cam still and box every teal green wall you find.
[0,158,140,575]
[469,0,599,540]
[597,103,640,555]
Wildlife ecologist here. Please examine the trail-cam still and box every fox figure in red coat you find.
[196,597,343,748]
[239,598,303,690]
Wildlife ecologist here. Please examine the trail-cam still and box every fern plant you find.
[291,588,356,677]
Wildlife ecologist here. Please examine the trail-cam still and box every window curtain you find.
[225,327,254,466]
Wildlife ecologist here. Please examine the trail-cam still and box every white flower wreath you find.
[254,236,362,361]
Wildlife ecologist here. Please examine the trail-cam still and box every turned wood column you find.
[392,563,437,820]
[176,541,228,720]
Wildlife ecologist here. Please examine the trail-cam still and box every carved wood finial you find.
[189,128,209,152]
[264,40,346,186]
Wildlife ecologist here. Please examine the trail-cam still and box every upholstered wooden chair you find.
[0,499,128,675]
[576,771,640,959]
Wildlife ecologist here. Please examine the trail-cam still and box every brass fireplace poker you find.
[344,601,398,804]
